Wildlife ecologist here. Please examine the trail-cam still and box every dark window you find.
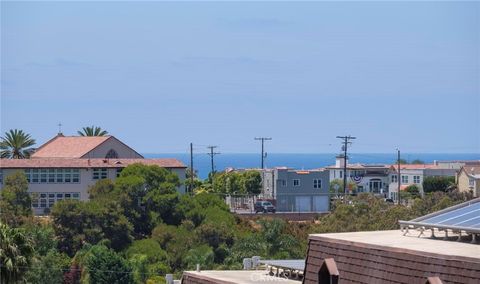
[105,149,119,159]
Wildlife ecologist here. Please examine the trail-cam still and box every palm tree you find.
[0,222,34,283]
[0,129,36,159]
[77,126,109,136]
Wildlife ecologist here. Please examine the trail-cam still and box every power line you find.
[336,135,356,202]
[206,145,220,176]
[254,137,272,169]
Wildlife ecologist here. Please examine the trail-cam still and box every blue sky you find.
[1,1,479,154]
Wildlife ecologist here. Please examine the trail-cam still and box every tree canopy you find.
[77,126,109,136]
[0,222,35,283]
[0,171,32,226]
[0,129,36,159]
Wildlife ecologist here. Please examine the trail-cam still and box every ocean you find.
[144,153,480,179]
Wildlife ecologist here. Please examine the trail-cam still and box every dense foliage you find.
[0,171,32,226]
[0,129,36,159]
[1,165,474,283]
[423,176,455,193]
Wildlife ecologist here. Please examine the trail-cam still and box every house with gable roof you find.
[0,133,186,215]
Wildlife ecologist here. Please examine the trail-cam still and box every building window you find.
[48,169,55,183]
[56,169,64,183]
[413,176,420,184]
[105,149,119,159]
[72,169,80,183]
[32,169,39,183]
[313,179,322,189]
[116,168,123,178]
[40,169,47,183]
[339,171,343,179]
[401,175,408,184]
[293,179,300,187]
[469,178,475,187]
[279,179,287,187]
[391,175,398,183]
[93,168,108,180]
[31,192,81,209]
[0,169,2,184]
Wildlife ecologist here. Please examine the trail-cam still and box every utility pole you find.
[336,135,356,202]
[397,148,401,205]
[190,143,194,194]
[207,146,220,176]
[254,137,272,169]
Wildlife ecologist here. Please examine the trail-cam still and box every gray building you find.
[273,167,330,212]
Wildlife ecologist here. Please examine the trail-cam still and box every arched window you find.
[105,149,119,159]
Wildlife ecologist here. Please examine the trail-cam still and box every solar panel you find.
[399,198,480,234]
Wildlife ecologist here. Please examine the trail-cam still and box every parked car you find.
[254,201,276,213]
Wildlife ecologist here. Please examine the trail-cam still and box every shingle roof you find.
[31,135,112,158]
[0,158,186,168]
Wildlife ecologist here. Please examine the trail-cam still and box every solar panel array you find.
[399,198,480,234]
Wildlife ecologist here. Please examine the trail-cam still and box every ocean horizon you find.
[144,153,480,179]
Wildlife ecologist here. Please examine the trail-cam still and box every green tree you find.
[0,129,36,159]
[77,126,109,136]
[397,158,408,164]
[329,179,357,195]
[423,176,455,193]
[241,171,262,195]
[125,239,168,264]
[0,222,34,283]
[88,179,116,199]
[118,164,181,228]
[405,184,421,199]
[0,171,32,225]
[183,245,214,270]
[51,200,133,256]
[411,159,425,164]
[25,251,70,284]
[84,245,133,284]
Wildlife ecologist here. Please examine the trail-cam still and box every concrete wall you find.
[82,137,143,159]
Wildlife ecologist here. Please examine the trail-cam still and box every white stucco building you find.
[0,134,186,215]
[387,164,457,201]
[326,156,390,196]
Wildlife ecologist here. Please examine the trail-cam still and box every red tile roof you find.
[0,158,186,169]
[31,135,112,158]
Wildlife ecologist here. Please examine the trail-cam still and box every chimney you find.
[335,155,347,168]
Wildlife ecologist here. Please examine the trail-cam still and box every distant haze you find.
[2,2,479,153]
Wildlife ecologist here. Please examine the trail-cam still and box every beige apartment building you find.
[0,134,186,215]
[457,165,480,197]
